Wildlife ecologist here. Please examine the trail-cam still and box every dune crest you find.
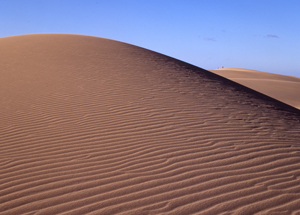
[1,34,300,215]
[211,68,300,109]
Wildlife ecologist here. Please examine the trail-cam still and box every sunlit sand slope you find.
[1,34,300,215]
[211,68,300,109]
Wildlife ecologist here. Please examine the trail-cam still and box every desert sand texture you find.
[211,68,300,110]
[1,34,300,215]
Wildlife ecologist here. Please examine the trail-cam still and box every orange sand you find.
[1,34,300,215]
[211,68,300,109]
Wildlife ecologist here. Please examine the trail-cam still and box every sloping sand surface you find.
[211,68,300,109]
[1,34,300,215]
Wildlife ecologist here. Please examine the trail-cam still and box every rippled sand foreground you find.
[1,34,300,215]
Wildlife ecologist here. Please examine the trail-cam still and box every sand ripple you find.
[1,34,300,215]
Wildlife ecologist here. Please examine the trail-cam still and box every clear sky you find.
[1,0,300,77]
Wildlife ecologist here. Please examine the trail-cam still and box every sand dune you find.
[1,34,300,215]
[211,68,300,109]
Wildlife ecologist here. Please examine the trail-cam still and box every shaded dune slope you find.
[211,68,300,110]
[1,34,300,215]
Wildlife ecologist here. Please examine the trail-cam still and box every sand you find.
[211,68,300,110]
[1,34,300,215]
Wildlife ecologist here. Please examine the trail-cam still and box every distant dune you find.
[211,68,300,109]
[1,34,300,215]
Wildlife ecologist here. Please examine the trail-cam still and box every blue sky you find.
[1,0,300,77]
